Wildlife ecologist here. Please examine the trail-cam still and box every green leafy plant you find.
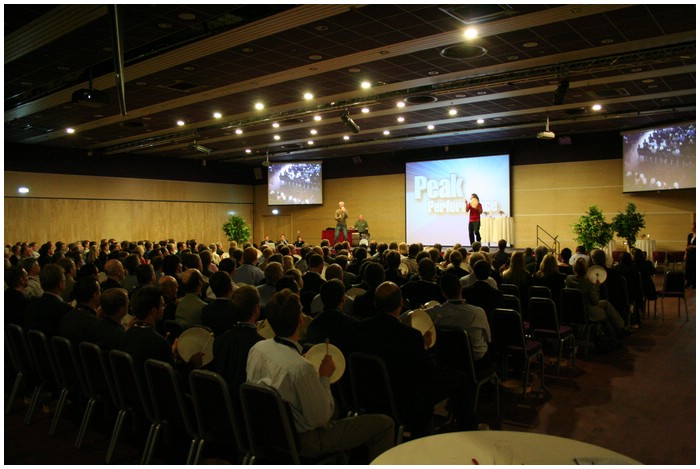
[222,214,251,243]
[612,203,646,248]
[571,205,614,252]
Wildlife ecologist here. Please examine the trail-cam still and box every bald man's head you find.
[374,281,403,316]
[158,275,179,299]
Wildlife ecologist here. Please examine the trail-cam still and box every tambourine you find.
[305,342,346,383]
[178,327,215,366]
[469,197,479,209]
[586,265,607,284]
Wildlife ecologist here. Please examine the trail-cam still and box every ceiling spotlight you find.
[340,110,360,133]
[190,140,212,154]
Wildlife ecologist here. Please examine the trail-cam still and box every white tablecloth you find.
[636,239,656,256]
[371,431,641,465]
[480,216,514,247]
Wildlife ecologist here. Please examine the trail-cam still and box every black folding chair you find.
[142,359,201,465]
[5,323,34,416]
[188,369,249,464]
[50,335,88,436]
[491,308,546,398]
[77,342,118,450]
[654,271,688,321]
[529,297,576,375]
[560,288,603,357]
[25,329,60,426]
[433,327,500,415]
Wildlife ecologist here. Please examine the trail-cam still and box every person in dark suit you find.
[303,279,360,354]
[91,287,128,351]
[685,222,696,288]
[356,281,475,433]
[462,260,504,322]
[400,258,444,310]
[58,277,102,344]
[24,263,73,338]
[212,284,264,397]
[352,261,385,319]
[201,270,237,336]
[5,265,29,327]
[301,254,326,294]
[383,250,407,287]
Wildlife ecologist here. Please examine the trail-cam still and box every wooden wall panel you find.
[5,161,694,253]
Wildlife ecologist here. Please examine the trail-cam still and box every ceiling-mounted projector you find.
[71,88,109,108]
[340,110,360,133]
[537,115,555,140]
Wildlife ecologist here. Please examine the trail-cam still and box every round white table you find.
[481,216,514,247]
[371,431,641,465]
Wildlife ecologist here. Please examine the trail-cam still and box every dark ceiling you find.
[4,4,696,167]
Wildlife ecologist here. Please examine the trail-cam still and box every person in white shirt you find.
[569,245,591,266]
[246,288,394,462]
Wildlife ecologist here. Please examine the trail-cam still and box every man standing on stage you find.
[466,193,483,245]
[334,201,349,244]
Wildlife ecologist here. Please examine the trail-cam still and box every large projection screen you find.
[405,154,511,246]
[622,121,696,193]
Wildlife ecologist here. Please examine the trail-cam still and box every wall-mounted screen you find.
[622,121,696,193]
[268,161,323,205]
[405,154,510,246]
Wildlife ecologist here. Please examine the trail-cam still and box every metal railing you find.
[536,225,560,255]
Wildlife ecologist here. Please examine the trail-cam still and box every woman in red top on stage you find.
[466,193,483,245]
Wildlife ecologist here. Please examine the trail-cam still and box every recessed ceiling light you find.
[213,112,222,119]
[315,25,328,31]
[177,120,185,126]
[642,79,655,84]
[254,102,264,110]
[397,117,405,123]
[235,129,243,135]
[242,47,254,53]
[507,55,519,61]
[477,91,487,95]
[361,81,371,89]
[245,149,251,154]
[158,22,172,29]
[428,71,439,76]
[178,13,196,20]
[463,27,478,40]
[308,54,323,60]
[18,187,29,194]
[314,115,322,121]
[427,125,435,130]
[348,68,361,73]
[477,119,485,124]
[383,130,390,136]
[183,66,195,71]
[361,108,370,113]
[66,128,75,134]
[396,101,405,108]
[304,92,314,100]
[274,135,281,140]
[310,129,317,135]
[307,140,314,145]
[601,38,614,44]
[272,122,280,128]
[343,135,350,140]
[630,67,642,72]
[592,104,602,111]
[448,109,458,116]
[523,42,538,48]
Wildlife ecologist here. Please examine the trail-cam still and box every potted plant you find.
[222,214,252,244]
[571,205,614,253]
[612,203,646,249]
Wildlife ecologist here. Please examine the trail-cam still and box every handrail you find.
[536,225,560,255]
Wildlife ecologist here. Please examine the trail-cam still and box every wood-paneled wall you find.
[4,172,254,245]
[5,159,695,252]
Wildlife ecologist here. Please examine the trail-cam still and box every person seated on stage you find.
[354,214,370,239]
[246,288,395,462]
[356,281,476,434]
[294,235,305,248]
[278,233,289,245]
[401,257,444,310]
[260,235,272,247]
[565,258,629,345]
[532,253,567,305]
[427,273,492,367]
[462,260,504,319]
